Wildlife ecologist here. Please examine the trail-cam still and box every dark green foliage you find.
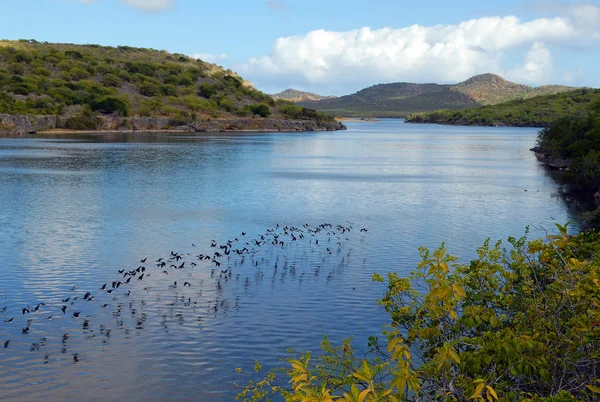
[536,101,600,192]
[91,96,129,116]
[198,83,216,98]
[246,103,271,118]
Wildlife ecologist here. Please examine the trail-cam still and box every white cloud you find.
[190,53,228,64]
[120,0,173,12]
[238,12,600,93]
[506,42,553,84]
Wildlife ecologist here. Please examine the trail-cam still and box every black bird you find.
[118,270,125,274]
[22,308,29,315]
[141,258,147,263]
[73,312,81,318]
[4,340,9,348]
[4,318,13,323]
[192,243,196,247]
[241,232,246,236]
[83,292,91,301]
[138,274,145,280]
[184,282,191,287]
[360,228,368,233]
[22,327,29,334]
[221,269,229,274]
[213,260,221,267]
[211,241,217,248]
[156,258,163,263]
[61,306,67,315]
[34,303,45,312]
[101,284,107,290]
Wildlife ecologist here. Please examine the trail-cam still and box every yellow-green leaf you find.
[586,384,600,394]
[486,385,498,400]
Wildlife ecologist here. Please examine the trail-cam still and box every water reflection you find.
[0,120,587,400]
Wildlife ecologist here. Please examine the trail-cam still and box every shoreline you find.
[0,114,347,136]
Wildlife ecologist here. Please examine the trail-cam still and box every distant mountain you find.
[405,88,600,127]
[298,74,578,117]
[272,89,337,103]
[451,73,576,105]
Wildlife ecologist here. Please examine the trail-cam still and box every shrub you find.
[102,73,121,87]
[139,82,161,97]
[219,97,235,112]
[198,83,216,98]
[65,106,102,130]
[91,96,129,116]
[239,224,600,401]
[8,62,25,75]
[70,67,91,81]
[246,103,271,118]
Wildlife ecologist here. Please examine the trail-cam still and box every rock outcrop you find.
[530,147,572,170]
[0,114,346,135]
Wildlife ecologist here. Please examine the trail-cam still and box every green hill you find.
[272,89,336,103]
[0,39,338,132]
[298,74,578,117]
[405,88,600,127]
[451,73,575,105]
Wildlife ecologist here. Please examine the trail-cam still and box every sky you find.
[0,0,599,95]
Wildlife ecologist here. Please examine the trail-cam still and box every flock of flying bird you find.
[1,222,368,357]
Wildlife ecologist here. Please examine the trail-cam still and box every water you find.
[0,120,583,401]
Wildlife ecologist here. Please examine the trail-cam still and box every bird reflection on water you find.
[0,222,368,398]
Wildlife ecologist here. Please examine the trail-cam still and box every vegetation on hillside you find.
[298,74,578,118]
[535,95,600,193]
[236,224,600,401]
[406,89,600,127]
[272,89,336,103]
[451,74,575,105]
[0,39,334,128]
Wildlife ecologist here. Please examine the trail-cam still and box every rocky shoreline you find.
[530,146,572,170]
[0,114,346,136]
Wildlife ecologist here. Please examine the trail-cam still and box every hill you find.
[298,74,578,117]
[272,89,336,103]
[0,39,343,134]
[405,88,600,127]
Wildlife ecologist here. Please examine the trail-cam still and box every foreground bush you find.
[237,224,600,401]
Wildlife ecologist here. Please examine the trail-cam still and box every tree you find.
[198,83,216,98]
[237,224,600,401]
[91,96,129,116]
[247,103,271,118]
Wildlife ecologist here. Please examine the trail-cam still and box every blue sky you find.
[0,0,599,94]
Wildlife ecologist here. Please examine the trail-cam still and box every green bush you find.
[65,106,102,130]
[247,103,271,118]
[8,62,25,75]
[102,73,121,87]
[139,82,160,97]
[198,83,216,98]
[239,225,600,401]
[91,96,129,116]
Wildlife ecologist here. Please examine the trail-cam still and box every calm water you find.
[0,120,583,401]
